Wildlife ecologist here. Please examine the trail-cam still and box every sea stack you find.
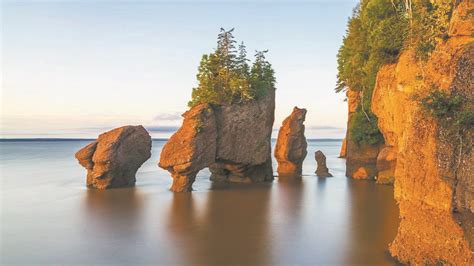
[159,89,275,192]
[274,107,308,177]
[315,150,332,177]
[75,125,152,189]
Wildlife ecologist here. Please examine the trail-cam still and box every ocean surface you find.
[0,139,400,265]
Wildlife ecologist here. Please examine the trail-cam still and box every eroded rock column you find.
[274,107,308,177]
[315,150,332,177]
[75,125,152,189]
[159,104,217,192]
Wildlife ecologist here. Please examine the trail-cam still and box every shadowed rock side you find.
[75,125,152,189]
[158,104,217,192]
[209,88,275,183]
[315,150,332,177]
[345,90,382,179]
[375,146,396,185]
[339,138,347,158]
[274,107,307,177]
[159,89,275,191]
[371,2,473,263]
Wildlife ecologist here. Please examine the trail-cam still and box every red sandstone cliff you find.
[371,1,473,263]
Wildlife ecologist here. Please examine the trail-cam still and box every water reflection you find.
[344,179,401,266]
[80,188,147,263]
[2,140,401,265]
[166,184,273,266]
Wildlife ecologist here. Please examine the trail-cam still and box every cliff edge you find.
[371,1,473,263]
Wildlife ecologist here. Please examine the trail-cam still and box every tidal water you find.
[0,139,400,265]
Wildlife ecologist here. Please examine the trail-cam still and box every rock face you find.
[274,107,308,177]
[315,150,332,177]
[159,89,275,191]
[75,125,152,189]
[375,146,397,185]
[339,138,347,158]
[371,2,473,263]
[345,90,382,179]
[158,104,217,192]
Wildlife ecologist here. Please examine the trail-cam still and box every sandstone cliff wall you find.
[371,1,473,263]
[345,90,382,179]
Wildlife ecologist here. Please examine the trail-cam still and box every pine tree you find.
[188,29,275,107]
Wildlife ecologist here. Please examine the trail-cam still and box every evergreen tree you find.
[188,29,275,107]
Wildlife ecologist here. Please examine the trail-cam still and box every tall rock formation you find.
[345,90,382,179]
[75,125,152,189]
[315,150,332,177]
[158,104,217,192]
[159,89,275,191]
[274,107,308,177]
[371,2,473,263]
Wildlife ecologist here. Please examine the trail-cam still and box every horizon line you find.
[0,137,343,142]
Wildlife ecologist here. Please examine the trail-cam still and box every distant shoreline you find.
[0,138,343,142]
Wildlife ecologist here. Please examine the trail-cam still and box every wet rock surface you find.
[75,125,152,189]
[274,107,308,177]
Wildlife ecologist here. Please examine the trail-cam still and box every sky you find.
[1,0,358,139]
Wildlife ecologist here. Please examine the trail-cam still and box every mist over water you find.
[1,140,400,265]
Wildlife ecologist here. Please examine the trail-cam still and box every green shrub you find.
[349,108,384,145]
[419,90,474,132]
[410,0,454,60]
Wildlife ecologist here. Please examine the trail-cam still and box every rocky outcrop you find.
[274,107,308,177]
[375,146,396,185]
[315,150,332,177]
[158,104,217,192]
[371,2,473,263]
[345,90,382,179]
[339,138,347,158]
[75,125,152,189]
[159,89,275,191]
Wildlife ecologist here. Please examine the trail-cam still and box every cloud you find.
[153,112,182,122]
[146,126,179,133]
[273,125,345,131]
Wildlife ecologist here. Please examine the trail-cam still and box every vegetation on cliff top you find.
[188,28,275,108]
[336,0,455,145]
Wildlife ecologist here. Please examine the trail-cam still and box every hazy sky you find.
[1,0,357,138]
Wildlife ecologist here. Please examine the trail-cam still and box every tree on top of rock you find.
[188,28,275,107]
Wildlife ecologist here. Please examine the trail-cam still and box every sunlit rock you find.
[75,125,152,189]
[274,107,308,177]
[159,89,275,191]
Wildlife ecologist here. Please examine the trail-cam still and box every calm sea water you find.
[0,140,400,265]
